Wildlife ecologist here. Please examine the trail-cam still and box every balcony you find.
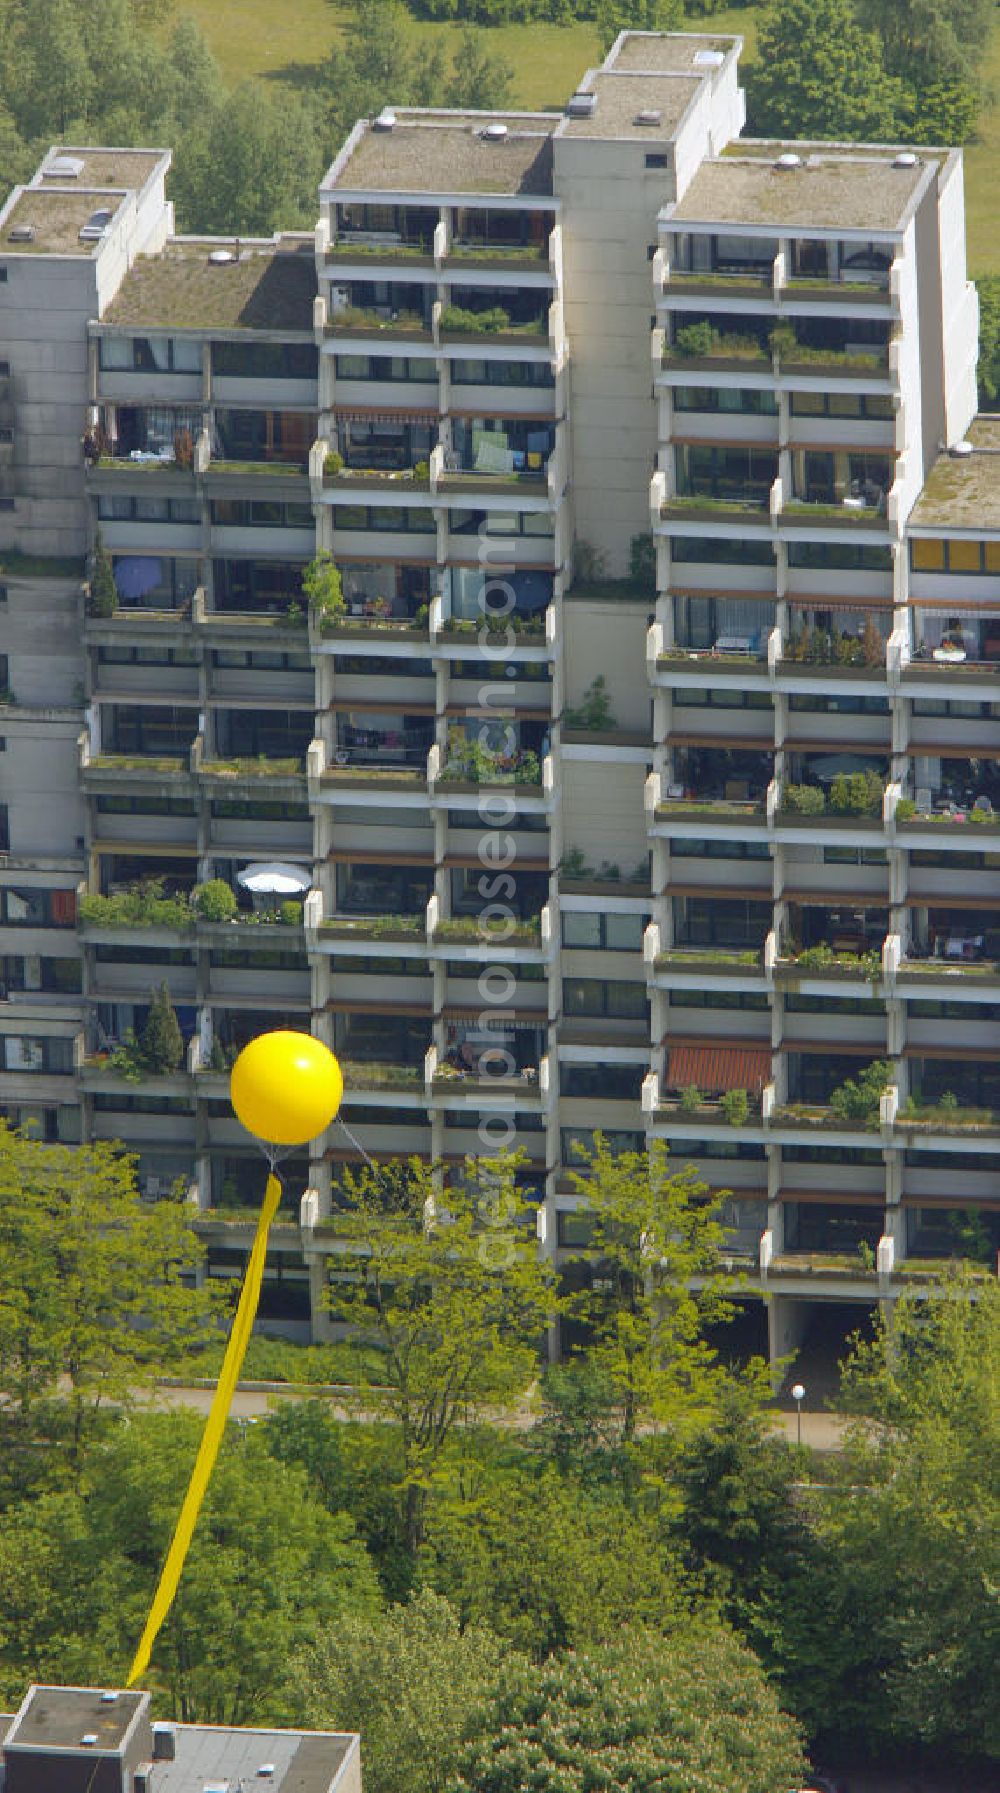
[778,619,886,680]
[341,1059,426,1093]
[321,913,427,945]
[661,321,771,374]
[438,299,549,347]
[652,945,765,977]
[660,493,772,526]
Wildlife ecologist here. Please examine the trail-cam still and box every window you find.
[449,507,555,538]
[562,1127,644,1161]
[787,541,892,572]
[332,504,436,533]
[334,353,436,382]
[213,340,317,380]
[790,391,893,420]
[672,837,770,860]
[451,358,554,388]
[674,386,777,415]
[0,499,15,512]
[561,1063,643,1099]
[670,535,775,567]
[99,335,202,373]
[910,536,1000,574]
[0,359,8,374]
[562,978,648,1019]
[0,427,12,444]
[562,912,647,951]
[645,153,669,169]
[789,692,890,716]
[669,989,768,1011]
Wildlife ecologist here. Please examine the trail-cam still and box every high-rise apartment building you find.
[0,32,994,1370]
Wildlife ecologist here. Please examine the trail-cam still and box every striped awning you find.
[665,1042,771,1095]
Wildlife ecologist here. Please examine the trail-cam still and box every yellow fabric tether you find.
[127,1170,283,1686]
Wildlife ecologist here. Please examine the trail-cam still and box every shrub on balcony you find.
[673,321,718,357]
[895,798,917,821]
[679,1084,703,1115]
[89,531,118,618]
[720,1087,749,1128]
[565,675,616,732]
[324,449,344,475]
[302,550,346,621]
[439,304,511,334]
[830,769,884,817]
[783,783,826,815]
[78,880,193,931]
[829,1059,893,1124]
[141,981,184,1075]
[193,879,238,923]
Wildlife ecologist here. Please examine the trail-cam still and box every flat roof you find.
[670,151,932,233]
[42,147,166,189]
[102,238,317,332]
[331,115,557,197]
[561,71,702,138]
[1,187,125,255]
[609,31,738,72]
[157,1726,355,1793]
[909,418,1000,532]
[5,1687,145,1752]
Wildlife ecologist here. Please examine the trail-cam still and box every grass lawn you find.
[175,0,994,266]
[171,2,757,109]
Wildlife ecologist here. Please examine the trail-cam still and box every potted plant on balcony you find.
[89,531,117,617]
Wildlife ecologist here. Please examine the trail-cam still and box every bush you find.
[830,1059,893,1124]
[769,321,798,359]
[895,797,917,822]
[628,531,656,590]
[439,303,510,334]
[280,899,303,926]
[720,1087,749,1128]
[784,783,826,815]
[324,449,344,475]
[679,1084,702,1115]
[565,676,615,732]
[673,320,717,357]
[413,459,429,481]
[193,879,238,923]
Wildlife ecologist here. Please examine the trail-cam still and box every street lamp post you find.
[791,1382,805,1448]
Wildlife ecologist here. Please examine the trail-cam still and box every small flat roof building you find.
[0,1686,361,1793]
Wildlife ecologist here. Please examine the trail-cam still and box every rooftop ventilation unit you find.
[257,1767,276,1778]
[951,439,974,457]
[81,1735,99,1748]
[893,150,918,168]
[373,107,396,132]
[7,224,34,243]
[634,110,662,126]
[208,248,235,264]
[482,122,508,140]
[566,91,597,119]
[693,49,725,66]
[100,1693,119,1705]
[775,152,802,170]
[44,155,84,179]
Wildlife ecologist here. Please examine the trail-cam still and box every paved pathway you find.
[147,1380,853,1448]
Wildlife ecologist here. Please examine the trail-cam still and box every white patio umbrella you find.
[237,862,312,898]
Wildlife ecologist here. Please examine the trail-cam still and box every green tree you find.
[329,1153,558,1552]
[296,1589,509,1793]
[863,0,992,88]
[563,1136,746,1445]
[765,1275,1000,1759]
[445,27,513,108]
[420,1451,688,1656]
[0,1412,382,1721]
[449,1626,806,1793]
[0,1122,220,1462]
[977,275,1000,404]
[168,81,324,234]
[141,980,184,1074]
[15,0,92,136]
[748,0,902,140]
[595,0,683,56]
[302,550,345,620]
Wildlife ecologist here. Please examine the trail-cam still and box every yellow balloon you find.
[230,1031,344,1146]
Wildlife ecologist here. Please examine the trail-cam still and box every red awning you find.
[666,1042,771,1095]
